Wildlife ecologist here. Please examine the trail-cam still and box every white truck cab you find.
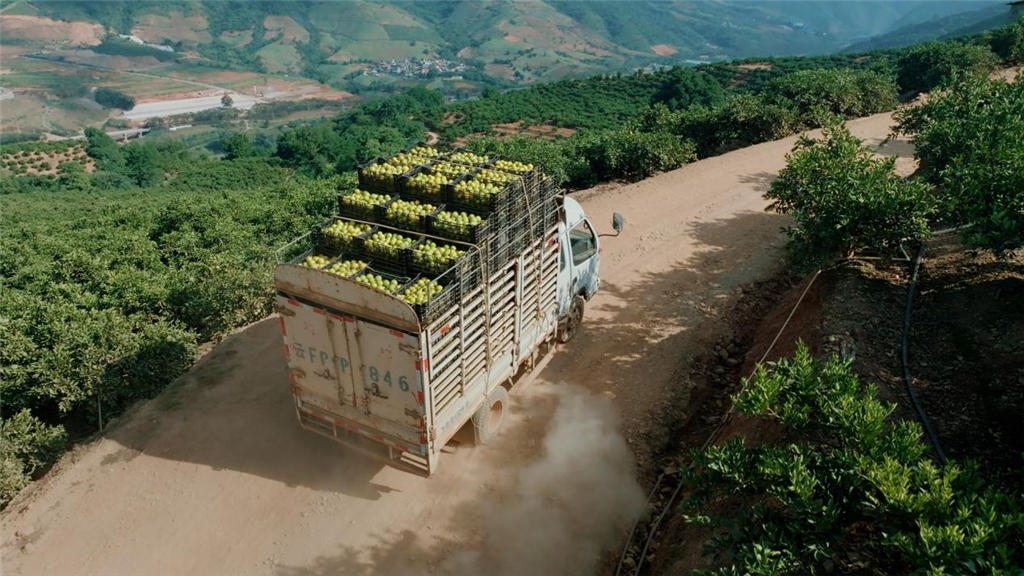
[556,196,620,343]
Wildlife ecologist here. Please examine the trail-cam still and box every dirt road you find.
[1,112,903,576]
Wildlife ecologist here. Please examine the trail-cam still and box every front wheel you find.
[558,296,585,344]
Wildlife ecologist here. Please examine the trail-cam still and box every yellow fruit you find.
[384,153,423,169]
[492,159,534,174]
[413,240,464,273]
[365,231,414,256]
[408,146,440,158]
[324,259,366,278]
[400,277,445,305]
[406,171,450,194]
[362,157,420,187]
[454,176,501,206]
[356,273,402,294]
[322,220,371,242]
[433,210,485,239]
[300,254,332,269]
[476,168,519,186]
[432,161,467,179]
[343,189,391,208]
[386,199,436,229]
[449,151,490,166]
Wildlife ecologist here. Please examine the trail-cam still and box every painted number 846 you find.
[369,366,410,392]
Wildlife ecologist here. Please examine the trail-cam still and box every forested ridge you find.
[28,0,996,89]
[2,17,1022,511]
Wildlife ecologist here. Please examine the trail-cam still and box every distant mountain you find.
[844,2,1016,53]
[883,0,1002,31]
[3,0,1007,86]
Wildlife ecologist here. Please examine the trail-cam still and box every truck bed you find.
[273,224,560,474]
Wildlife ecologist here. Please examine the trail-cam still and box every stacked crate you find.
[290,145,560,324]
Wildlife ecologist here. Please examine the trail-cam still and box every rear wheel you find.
[558,296,585,344]
[472,386,509,445]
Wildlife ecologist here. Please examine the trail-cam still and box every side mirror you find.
[612,213,625,234]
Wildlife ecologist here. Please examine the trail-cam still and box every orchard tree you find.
[985,15,1024,64]
[651,68,726,111]
[122,144,163,187]
[894,41,997,94]
[680,343,1024,574]
[766,117,933,266]
[895,74,1024,253]
[220,133,254,160]
[56,161,91,192]
[767,68,898,122]
[94,88,135,111]
[83,127,124,170]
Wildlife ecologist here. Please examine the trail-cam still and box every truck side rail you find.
[275,220,331,264]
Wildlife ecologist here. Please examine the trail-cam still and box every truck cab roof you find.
[562,195,586,228]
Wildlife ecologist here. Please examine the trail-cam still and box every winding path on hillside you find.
[0,112,909,576]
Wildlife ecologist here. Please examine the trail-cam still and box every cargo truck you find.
[273,195,622,475]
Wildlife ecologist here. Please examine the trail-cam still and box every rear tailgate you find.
[277,295,427,454]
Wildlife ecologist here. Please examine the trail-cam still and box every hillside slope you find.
[844,2,1015,52]
[0,111,901,576]
[7,0,1001,86]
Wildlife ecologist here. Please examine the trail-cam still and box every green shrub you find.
[90,170,136,190]
[895,41,998,95]
[466,135,596,189]
[670,104,731,158]
[767,68,898,122]
[220,133,254,160]
[983,15,1024,65]
[0,411,67,507]
[895,74,1024,253]
[576,129,696,181]
[94,87,136,111]
[673,95,798,157]
[84,127,124,170]
[650,68,727,111]
[765,117,933,266]
[681,343,1024,575]
[468,128,694,187]
[726,94,800,146]
[0,176,338,501]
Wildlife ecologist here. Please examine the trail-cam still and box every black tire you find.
[558,295,585,344]
[472,386,509,445]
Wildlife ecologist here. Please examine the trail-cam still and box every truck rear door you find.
[277,295,424,437]
[343,317,423,430]
[278,295,355,409]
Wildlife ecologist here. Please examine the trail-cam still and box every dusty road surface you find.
[2,113,903,576]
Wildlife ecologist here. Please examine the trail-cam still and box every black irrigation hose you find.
[902,242,948,466]
[614,476,665,576]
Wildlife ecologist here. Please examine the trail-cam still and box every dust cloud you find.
[447,387,648,576]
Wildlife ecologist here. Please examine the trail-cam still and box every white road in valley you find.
[119,94,259,120]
